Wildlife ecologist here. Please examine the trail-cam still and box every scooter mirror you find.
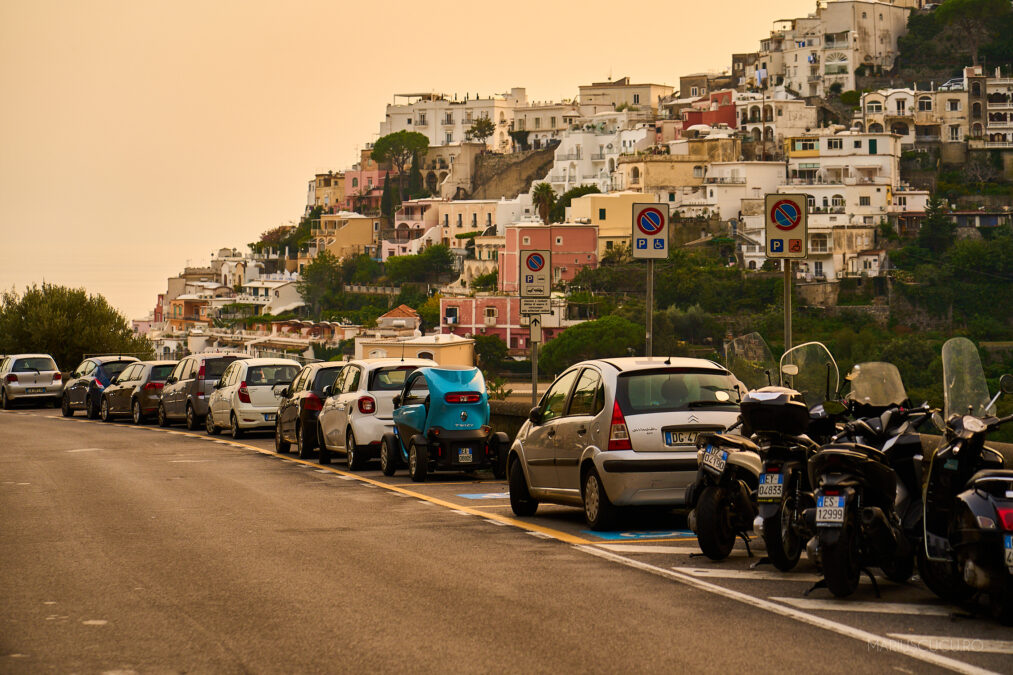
[781,364,799,376]
[1000,373,1013,395]
[931,411,945,432]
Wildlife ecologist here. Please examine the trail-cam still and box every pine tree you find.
[380,171,393,217]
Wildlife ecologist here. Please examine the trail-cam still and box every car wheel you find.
[1,388,11,410]
[317,423,331,465]
[380,435,398,476]
[508,457,538,517]
[85,394,99,420]
[231,413,244,439]
[206,409,221,435]
[346,429,366,471]
[274,420,291,453]
[185,404,200,431]
[157,402,170,427]
[61,394,74,417]
[491,434,507,480]
[582,467,618,531]
[132,400,144,425]
[100,397,112,422]
[297,424,314,459]
[408,441,428,482]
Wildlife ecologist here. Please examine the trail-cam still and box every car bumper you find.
[5,384,63,401]
[235,405,280,429]
[595,450,700,507]
[350,415,395,447]
[429,430,496,470]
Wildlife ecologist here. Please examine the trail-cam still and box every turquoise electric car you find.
[380,366,508,482]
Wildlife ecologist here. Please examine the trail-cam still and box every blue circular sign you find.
[771,199,802,231]
[637,207,665,235]
[526,253,545,271]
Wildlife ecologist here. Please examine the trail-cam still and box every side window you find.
[186,360,199,381]
[567,369,604,417]
[169,360,186,381]
[404,373,429,402]
[120,365,139,382]
[292,368,309,393]
[344,367,362,393]
[82,361,97,377]
[218,363,234,387]
[541,369,579,423]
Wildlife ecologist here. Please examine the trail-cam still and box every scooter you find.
[920,337,1013,624]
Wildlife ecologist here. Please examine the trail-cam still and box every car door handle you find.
[576,426,587,436]
[547,429,556,438]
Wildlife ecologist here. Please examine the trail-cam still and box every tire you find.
[408,441,428,482]
[85,394,99,420]
[582,467,619,531]
[346,429,366,470]
[820,511,861,598]
[184,404,200,431]
[132,400,144,425]
[274,420,290,453]
[763,480,803,572]
[61,394,74,417]
[297,424,314,459]
[100,397,112,422]
[881,546,914,584]
[157,402,170,427]
[491,435,507,480]
[380,435,398,476]
[508,457,538,517]
[695,485,736,560]
[206,408,221,435]
[1,388,11,410]
[230,413,244,439]
[917,548,966,603]
[317,424,331,465]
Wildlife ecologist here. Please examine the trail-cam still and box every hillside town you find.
[133,0,1013,369]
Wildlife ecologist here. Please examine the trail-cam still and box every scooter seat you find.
[965,469,1013,490]
[699,432,760,453]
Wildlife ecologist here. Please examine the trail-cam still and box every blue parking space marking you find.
[457,492,509,500]
[581,530,696,541]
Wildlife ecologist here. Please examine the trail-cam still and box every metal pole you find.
[783,262,792,352]
[646,258,654,357]
[531,338,539,408]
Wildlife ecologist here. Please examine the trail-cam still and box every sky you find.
[0,0,815,321]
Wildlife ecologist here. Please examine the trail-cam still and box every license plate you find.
[26,388,46,394]
[458,447,473,463]
[264,413,276,422]
[701,446,727,474]
[1005,534,1013,571]
[665,431,697,446]
[758,473,784,502]
[816,495,845,526]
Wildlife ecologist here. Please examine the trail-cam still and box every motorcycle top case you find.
[740,386,810,437]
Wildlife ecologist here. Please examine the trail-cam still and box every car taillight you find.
[358,396,376,414]
[238,382,251,403]
[304,393,323,412]
[608,401,632,451]
[144,382,164,391]
[95,379,104,388]
[52,373,62,382]
[997,507,1013,531]
[197,363,206,380]
[445,392,481,404]
[5,374,17,383]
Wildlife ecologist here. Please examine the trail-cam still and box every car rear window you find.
[149,365,174,381]
[104,361,133,378]
[202,357,239,378]
[369,365,419,391]
[245,365,299,386]
[616,368,740,415]
[12,357,57,372]
[312,367,342,392]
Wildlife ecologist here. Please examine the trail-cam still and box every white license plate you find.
[263,413,276,422]
[26,387,46,394]
[816,495,845,526]
[665,431,697,446]
[458,447,473,463]
[701,446,727,474]
[758,473,784,501]
[1005,535,1013,571]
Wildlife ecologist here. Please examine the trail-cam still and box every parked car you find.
[98,360,177,423]
[158,352,247,430]
[316,358,436,468]
[506,357,745,529]
[1,353,63,409]
[273,361,345,459]
[205,358,300,438]
[379,365,509,482]
[62,355,140,419]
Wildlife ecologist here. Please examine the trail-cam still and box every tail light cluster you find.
[238,382,251,403]
[53,373,62,382]
[608,401,632,451]
[304,393,323,412]
[997,506,1013,531]
[5,374,17,383]
[144,382,164,391]
[357,396,376,414]
[445,392,481,404]
[197,363,206,380]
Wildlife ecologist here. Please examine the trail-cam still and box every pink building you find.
[682,90,738,130]
[499,223,598,293]
[381,198,444,260]
[440,295,572,351]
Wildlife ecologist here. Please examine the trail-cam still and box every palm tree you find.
[531,182,556,225]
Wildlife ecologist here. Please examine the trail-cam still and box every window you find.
[693,166,704,178]
[947,99,960,112]
[540,369,579,423]
[616,368,740,414]
[598,208,606,220]
[668,192,676,202]
[417,113,426,125]
[859,196,871,206]
[445,132,453,144]
[485,307,497,318]
[827,138,843,150]
[443,214,449,226]
[896,196,907,207]
[690,87,698,96]
[813,261,823,277]
[793,139,816,151]
[352,177,359,188]
[444,113,453,124]
[895,99,906,114]
[457,214,463,227]
[444,306,459,324]
[633,94,640,104]
[522,236,530,245]
[567,369,604,417]
[854,140,862,149]
[550,116,556,127]
[918,97,932,112]
[534,117,541,129]
[972,102,982,119]
[866,101,882,113]
[555,236,563,245]
[831,195,845,207]
[471,213,477,227]
[949,125,961,141]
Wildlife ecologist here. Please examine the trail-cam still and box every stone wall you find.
[796,281,840,307]
[470,147,557,200]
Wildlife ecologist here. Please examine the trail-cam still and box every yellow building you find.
[313,212,381,260]
[312,172,345,212]
[578,77,674,114]
[569,192,658,256]
[354,333,475,366]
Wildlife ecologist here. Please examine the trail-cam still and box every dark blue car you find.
[62,355,140,419]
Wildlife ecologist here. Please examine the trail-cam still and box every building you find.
[499,223,599,292]
[436,200,499,247]
[354,333,474,366]
[420,143,485,199]
[578,77,675,114]
[376,304,422,333]
[569,191,658,255]
[681,90,739,130]
[966,66,1013,162]
[679,72,734,99]
[440,295,579,351]
[382,198,443,260]
[511,101,580,150]
[307,172,345,213]
[737,89,819,151]
[312,211,381,260]
[696,161,787,220]
[540,119,654,195]
[858,86,969,163]
[614,136,742,206]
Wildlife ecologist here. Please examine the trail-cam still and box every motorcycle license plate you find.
[1005,535,1013,572]
[758,473,784,502]
[27,387,46,394]
[458,447,473,463]
[816,495,845,526]
[665,431,697,446]
[701,446,727,474]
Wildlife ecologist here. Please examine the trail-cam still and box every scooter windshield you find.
[725,332,775,392]
[941,337,992,417]
[779,342,839,408]
[845,362,907,408]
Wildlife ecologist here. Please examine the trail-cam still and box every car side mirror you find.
[279,387,289,398]
[1001,373,1013,395]
[109,375,119,385]
[323,385,332,397]
[528,406,543,425]
[166,376,177,384]
[212,379,222,389]
[393,395,402,408]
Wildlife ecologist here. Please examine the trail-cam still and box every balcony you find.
[483,316,497,327]
[705,176,746,185]
[556,151,582,161]
[590,152,606,160]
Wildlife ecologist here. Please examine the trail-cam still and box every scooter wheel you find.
[695,485,736,561]
[820,513,861,598]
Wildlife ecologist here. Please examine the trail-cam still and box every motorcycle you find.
[920,337,1013,624]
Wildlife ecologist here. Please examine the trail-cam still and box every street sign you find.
[519,249,551,298]
[520,298,550,315]
[529,317,542,343]
[764,193,808,259]
[631,203,669,259]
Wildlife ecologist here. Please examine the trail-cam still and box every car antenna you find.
[664,355,671,365]
[400,340,406,362]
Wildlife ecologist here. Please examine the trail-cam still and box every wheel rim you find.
[381,443,389,471]
[275,423,281,446]
[207,411,215,433]
[409,446,417,474]
[186,407,193,427]
[101,400,107,419]
[585,475,600,521]
[133,402,140,423]
[232,416,238,435]
[347,432,355,465]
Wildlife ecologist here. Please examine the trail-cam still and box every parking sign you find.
[519,249,551,298]
[764,194,808,259]
[632,204,668,259]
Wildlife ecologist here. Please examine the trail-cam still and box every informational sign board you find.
[764,193,808,259]
[529,317,542,343]
[519,249,551,298]
[631,204,669,259]
[520,298,550,315]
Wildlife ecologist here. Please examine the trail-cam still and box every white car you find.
[317,358,436,468]
[1,353,63,409]
[206,358,301,438]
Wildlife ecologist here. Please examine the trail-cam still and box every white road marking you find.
[886,635,1013,655]
[338,475,356,481]
[527,531,552,539]
[81,619,107,626]
[484,519,506,527]
[773,597,952,617]
[578,547,997,675]
[168,460,212,463]
[675,566,822,583]
[450,509,471,516]
[67,447,102,453]
[598,543,749,556]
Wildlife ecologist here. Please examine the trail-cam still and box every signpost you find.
[520,249,551,407]
[764,193,808,351]
[632,204,669,357]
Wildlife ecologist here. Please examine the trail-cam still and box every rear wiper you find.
[686,400,736,408]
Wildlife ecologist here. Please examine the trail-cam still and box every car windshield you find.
[104,361,133,378]
[149,364,175,381]
[313,367,342,392]
[12,357,57,372]
[616,368,740,415]
[203,357,238,378]
[369,365,420,391]
[245,365,299,387]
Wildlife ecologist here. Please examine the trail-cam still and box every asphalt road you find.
[1,408,1010,674]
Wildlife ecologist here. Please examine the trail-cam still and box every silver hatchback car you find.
[1,353,63,409]
[507,357,744,529]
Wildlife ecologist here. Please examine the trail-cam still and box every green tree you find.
[0,284,153,370]
[531,182,556,225]
[467,116,496,145]
[371,131,429,201]
[470,270,498,292]
[385,244,456,284]
[297,250,345,317]
[539,315,644,375]
[340,254,382,284]
[549,184,600,223]
[917,193,957,255]
[380,171,395,218]
[409,151,425,197]
[473,334,508,371]
[936,0,1010,66]
[415,293,442,331]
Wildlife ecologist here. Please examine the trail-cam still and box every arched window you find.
[971,82,981,97]
[917,96,932,112]
[748,260,756,270]
[868,123,884,133]
[972,123,983,137]
[972,102,982,119]
[831,194,845,207]
[866,101,882,113]
[416,351,434,360]
[630,166,641,184]
[352,177,359,187]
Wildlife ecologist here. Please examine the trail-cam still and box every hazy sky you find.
[1,0,814,320]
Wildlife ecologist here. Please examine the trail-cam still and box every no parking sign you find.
[632,203,669,259]
[764,194,808,259]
